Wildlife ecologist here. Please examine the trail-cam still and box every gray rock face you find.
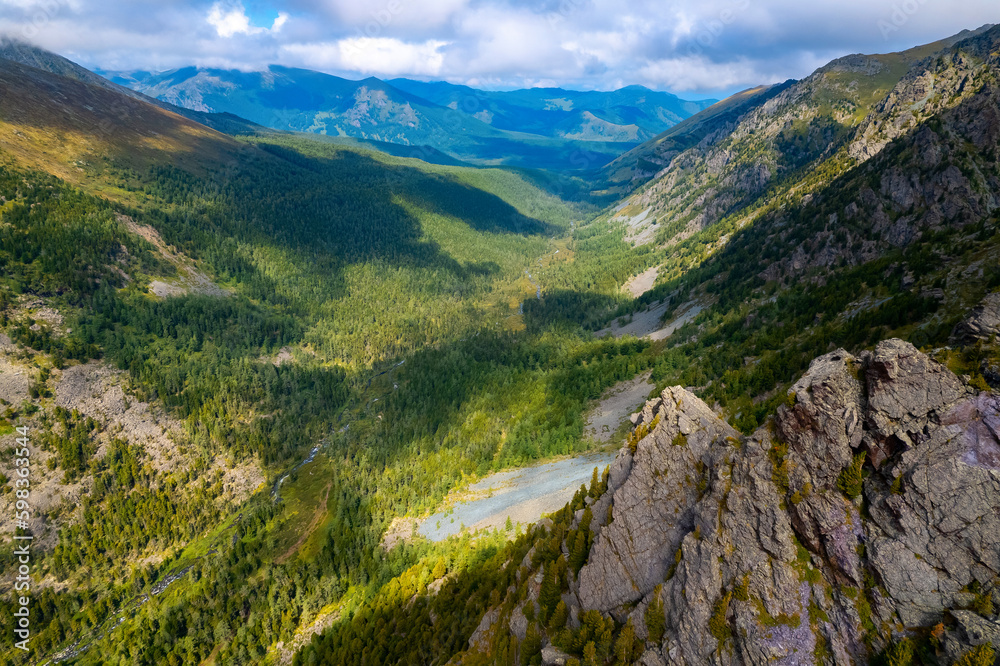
[950,610,1000,647]
[578,387,739,612]
[848,29,1000,163]
[866,386,1000,626]
[465,340,1000,665]
[953,292,1000,343]
[540,645,572,666]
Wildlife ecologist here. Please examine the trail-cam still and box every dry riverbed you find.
[584,372,654,442]
[594,299,705,341]
[417,452,616,541]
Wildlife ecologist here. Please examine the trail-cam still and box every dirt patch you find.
[594,300,671,338]
[120,215,229,298]
[54,362,184,472]
[622,265,659,298]
[4,299,69,348]
[381,516,419,550]
[0,425,84,549]
[613,207,658,247]
[648,301,705,341]
[267,346,294,366]
[212,459,266,505]
[273,607,341,666]
[0,355,31,405]
[593,299,706,341]
[277,482,332,564]
[584,372,654,442]
[54,361,264,499]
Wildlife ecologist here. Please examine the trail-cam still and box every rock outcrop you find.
[465,340,1000,665]
[953,292,1000,343]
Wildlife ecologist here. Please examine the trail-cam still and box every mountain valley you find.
[0,19,998,666]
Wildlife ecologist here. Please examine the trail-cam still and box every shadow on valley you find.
[521,288,625,331]
[253,141,555,243]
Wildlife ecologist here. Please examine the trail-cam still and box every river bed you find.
[417,451,617,541]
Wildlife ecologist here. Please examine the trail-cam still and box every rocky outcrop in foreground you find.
[465,339,1000,665]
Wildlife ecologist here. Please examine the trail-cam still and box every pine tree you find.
[569,530,589,573]
[548,600,568,631]
[431,558,447,580]
[645,587,666,643]
[614,620,637,664]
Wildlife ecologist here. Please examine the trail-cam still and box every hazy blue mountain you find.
[386,79,715,141]
[103,66,713,169]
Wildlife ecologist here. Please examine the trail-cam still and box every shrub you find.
[953,643,995,666]
[709,591,733,644]
[837,452,866,499]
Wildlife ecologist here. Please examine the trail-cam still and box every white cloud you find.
[638,56,768,92]
[282,38,449,77]
[207,2,287,39]
[208,2,257,38]
[320,0,468,34]
[452,7,576,76]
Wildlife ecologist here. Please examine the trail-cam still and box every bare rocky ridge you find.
[849,28,1000,163]
[465,338,1000,664]
[53,361,263,498]
[602,25,1000,281]
[119,215,230,298]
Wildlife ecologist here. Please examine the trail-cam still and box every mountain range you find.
[101,66,715,169]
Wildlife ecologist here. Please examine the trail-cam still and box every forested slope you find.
[0,52,644,664]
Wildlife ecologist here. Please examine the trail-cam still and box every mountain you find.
[386,79,714,141]
[596,82,792,192]
[586,24,996,272]
[298,23,1000,665]
[103,66,713,169]
[2,22,1000,666]
[0,36,270,138]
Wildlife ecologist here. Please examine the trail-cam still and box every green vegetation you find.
[953,644,995,666]
[0,125,659,665]
[709,590,733,645]
[838,452,867,500]
[645,586,666,643]
[769,439,791,496]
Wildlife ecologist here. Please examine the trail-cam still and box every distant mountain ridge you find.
[385,78,712,139]
[101,65,714,169]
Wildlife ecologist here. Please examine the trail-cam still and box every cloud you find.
[1,0,997,96]
[282,38,448,77]
[316,0,468,34]
[207,1,287,38]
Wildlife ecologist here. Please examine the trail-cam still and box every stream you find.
[271,444,321,501]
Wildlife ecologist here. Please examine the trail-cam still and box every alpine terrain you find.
[0,14,998,666]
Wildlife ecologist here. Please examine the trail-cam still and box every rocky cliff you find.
[599,25,998,257]
[461,322,1000,665]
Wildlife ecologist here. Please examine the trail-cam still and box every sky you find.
[0,0,996,98]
